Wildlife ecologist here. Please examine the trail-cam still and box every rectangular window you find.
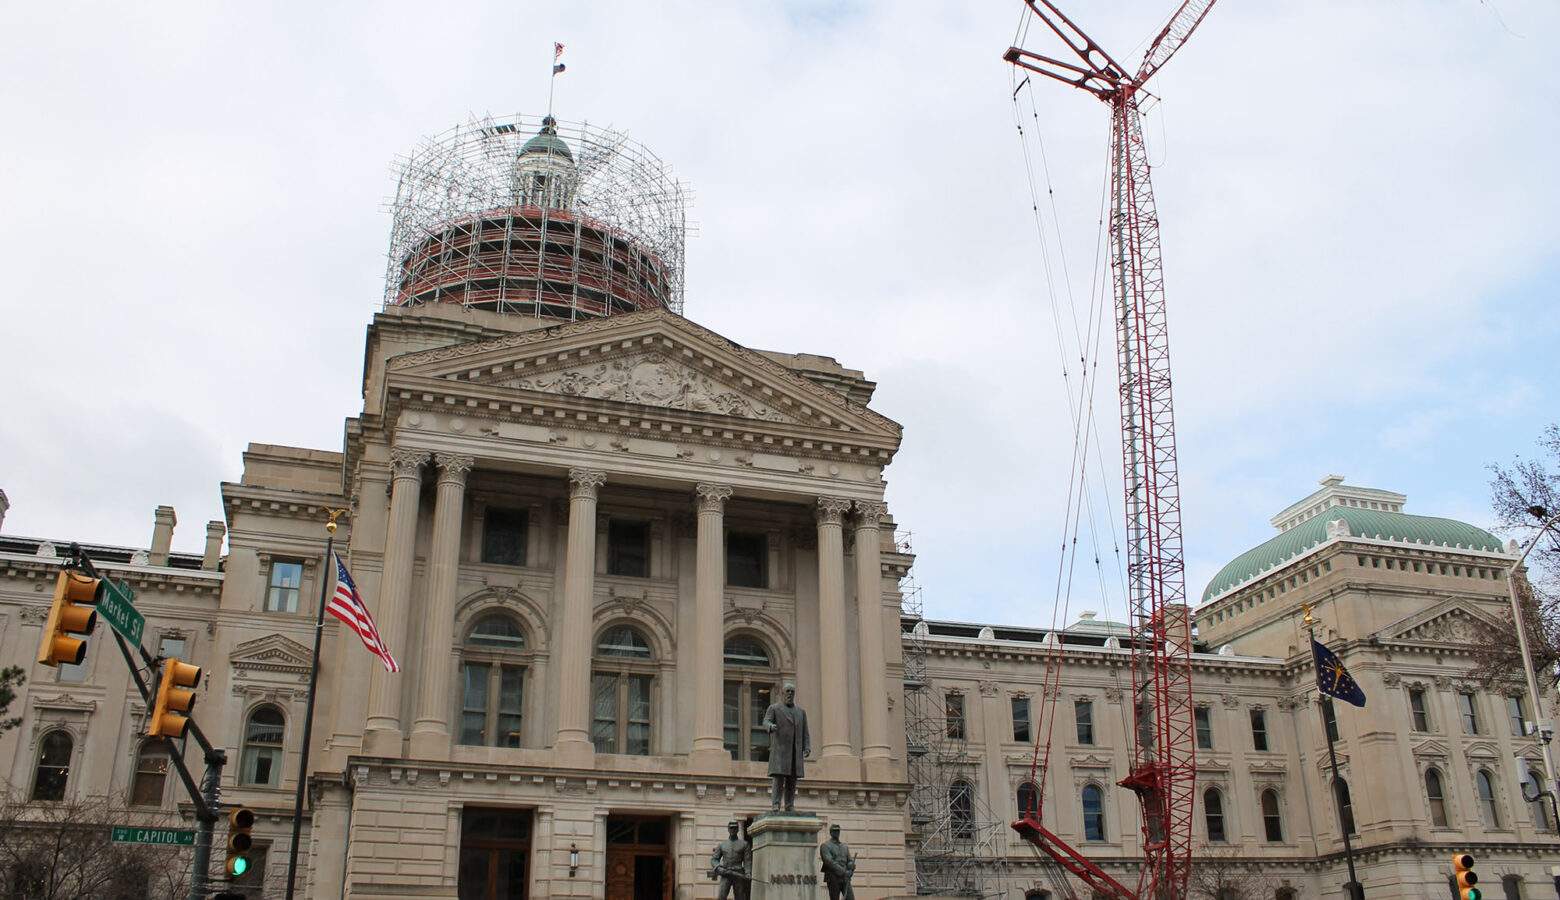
[1509,695,1529,736]
[460,663,525,748]
[1459,692,1480,734]
[265,560,303,613]
[726,531,767,588]
[607,520,650,577]
[461,663,490,746]
[1012,696,1031,743]
[592,672,652,756]
[1194,707,1213,750]
[1075,700,1094,745]
[724,681,774,761]
[946,693,966,740]
[131,745,169,807]
[57,657,86,684]
[159,636,187,661]
[482,507,529,566]
[1409,687,1430,731]
[1250,709,1269,751]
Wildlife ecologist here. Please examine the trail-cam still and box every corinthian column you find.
[854,500,893,779]
[816,497,854,768]
[364,448,428,756]
[692,483,734,770]
[555,468,605,766]
[410,452,473,759]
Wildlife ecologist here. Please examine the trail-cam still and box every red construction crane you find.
[1003,2,1216,898]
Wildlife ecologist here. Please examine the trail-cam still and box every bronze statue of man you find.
[709,821,750,900]
[819,824,856,900]
[761,682,810,812]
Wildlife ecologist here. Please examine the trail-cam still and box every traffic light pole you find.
[69,545,227,899]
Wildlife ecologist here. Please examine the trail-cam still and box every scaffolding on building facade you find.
[898,531,1012,898]
[384,114,688,320]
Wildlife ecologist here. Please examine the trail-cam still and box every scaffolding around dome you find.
[385,114,688,319]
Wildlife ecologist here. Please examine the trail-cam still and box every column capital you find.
[434,452,475,484]
[694,483,734,513]
[568,468,607,500]
[815,497,852,525]
[389,448,431,479]
[854,500,889,527]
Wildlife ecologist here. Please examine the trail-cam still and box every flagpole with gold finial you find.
[1305,603,1364,900]
[285,508,347,900]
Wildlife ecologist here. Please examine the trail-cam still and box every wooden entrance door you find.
[603,816,671,900]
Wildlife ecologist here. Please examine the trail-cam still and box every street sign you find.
[110,826,195,846]
[96,579,144,646]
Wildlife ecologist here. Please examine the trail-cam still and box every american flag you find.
[329,553,399,673]
[554,42,564,60]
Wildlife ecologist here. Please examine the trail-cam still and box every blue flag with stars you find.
[1312,637,1366,707]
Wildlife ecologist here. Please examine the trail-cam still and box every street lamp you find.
[1505,505,1560,831]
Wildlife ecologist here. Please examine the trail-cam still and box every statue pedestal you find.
[749,814,822,899]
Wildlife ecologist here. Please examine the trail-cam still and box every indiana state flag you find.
[1312,636,1367,708]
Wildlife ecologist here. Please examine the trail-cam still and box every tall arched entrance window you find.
[460,614,529,748]
[592,626,655,756]
[723,634,775,762]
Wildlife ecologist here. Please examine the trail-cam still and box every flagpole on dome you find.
[284,508,347,900]
[1305,603,1366,900]
[547,42,566,119]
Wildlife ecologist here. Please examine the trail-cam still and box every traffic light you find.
[147,658,201,738]
[1454,852,1481,900]
[37,570,99,667]
[225,807,255,879]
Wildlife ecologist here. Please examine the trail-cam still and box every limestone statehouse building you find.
[0,114,1556,900]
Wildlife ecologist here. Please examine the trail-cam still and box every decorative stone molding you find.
[230,634,315,680]
[434,452,475,482]
[1104,687,1124,704]
[507,352,796,423]
[19,605,49,625]
[568,468,606,500]
[389,447,431,479]
[815,497,852,525]
[1381,671,1402,687]
[854,500,889,526]
[978,680,999,697]
[1221,693,1241,709]
[694,483,733,513]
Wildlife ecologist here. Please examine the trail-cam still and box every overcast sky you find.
[3,0,1557,631]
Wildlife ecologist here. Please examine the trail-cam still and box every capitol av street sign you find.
[96,579,144,646]
[110,826,195,846]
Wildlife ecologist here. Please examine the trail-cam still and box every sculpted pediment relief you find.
[1379,598,1504,645]
[1464,740,1501,760]
[1412,739,1450,758]
[497,352,799,424]
[1069,753,1114,769]
[384,308,899,438]
[231,634,314,677]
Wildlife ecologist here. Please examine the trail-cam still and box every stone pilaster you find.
[854,499,893,780]
[555,468,605,767]
[816,496,854,772]
[692,483,734,771]
[364,447,428,756]
[410,452,472,759]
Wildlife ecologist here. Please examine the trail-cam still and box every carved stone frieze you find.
[435,453,475,482]
[694,483,733,513]
[854,500,889,526]
[816,497,852,525]
[978,680,999,697]
[506,354,796,423]
[1221,693,1241,709]
[390,448,431,478]
[568,469,606,500]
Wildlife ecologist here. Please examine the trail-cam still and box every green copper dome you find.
[1201,508,1506,603]
[521,116,573,162]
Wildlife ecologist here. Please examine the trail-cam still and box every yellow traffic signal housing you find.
[37,571,99,667]
[147,658,202,738]
[1454,853,1481,900]
[225,807,255,878]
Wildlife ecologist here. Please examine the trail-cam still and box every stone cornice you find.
[222,483,349,525]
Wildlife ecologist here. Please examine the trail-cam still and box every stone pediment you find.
[384,308,899,439]
[230,634,314,678]
[1411,739,1450,758]
[1378,598,1504,645]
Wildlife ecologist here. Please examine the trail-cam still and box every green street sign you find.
[96,579,144,646]
[110,826,195,846]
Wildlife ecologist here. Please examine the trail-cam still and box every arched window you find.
[460,614,528,748]
[1476,769,1500,829]
[1425,768,1449,827]
[31,731,72,801]
[592,626,654,755]
[1017,782,1039,819]
[1333,778,1357,836]
[1204,788,1227,842]
[949,780,974,840]
[723,634,775,762]
[1528,770,1552,831]
[240,706,285,786]
[130,741,170,807]
[1261,789,1284,842]
[1082,784,1106,841]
